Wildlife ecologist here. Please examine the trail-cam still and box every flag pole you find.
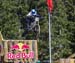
[48,11,52,63]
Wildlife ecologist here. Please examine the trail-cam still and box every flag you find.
[47,0,53,13]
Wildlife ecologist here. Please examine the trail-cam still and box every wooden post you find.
[0,31,3,42]
[60,59,65,63]
[32,40,38,62]
[4,41,8,62]
[35,40,38,61]
[29,40,32,63]
[24,40,27,63]
[65,59,70,63]
[70,59,75,63]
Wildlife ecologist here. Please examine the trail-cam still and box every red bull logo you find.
[11,43,29,51]
[7,43,34,59]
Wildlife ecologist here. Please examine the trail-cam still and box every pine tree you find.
[52,0,75,60]
[0,0,29,39]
